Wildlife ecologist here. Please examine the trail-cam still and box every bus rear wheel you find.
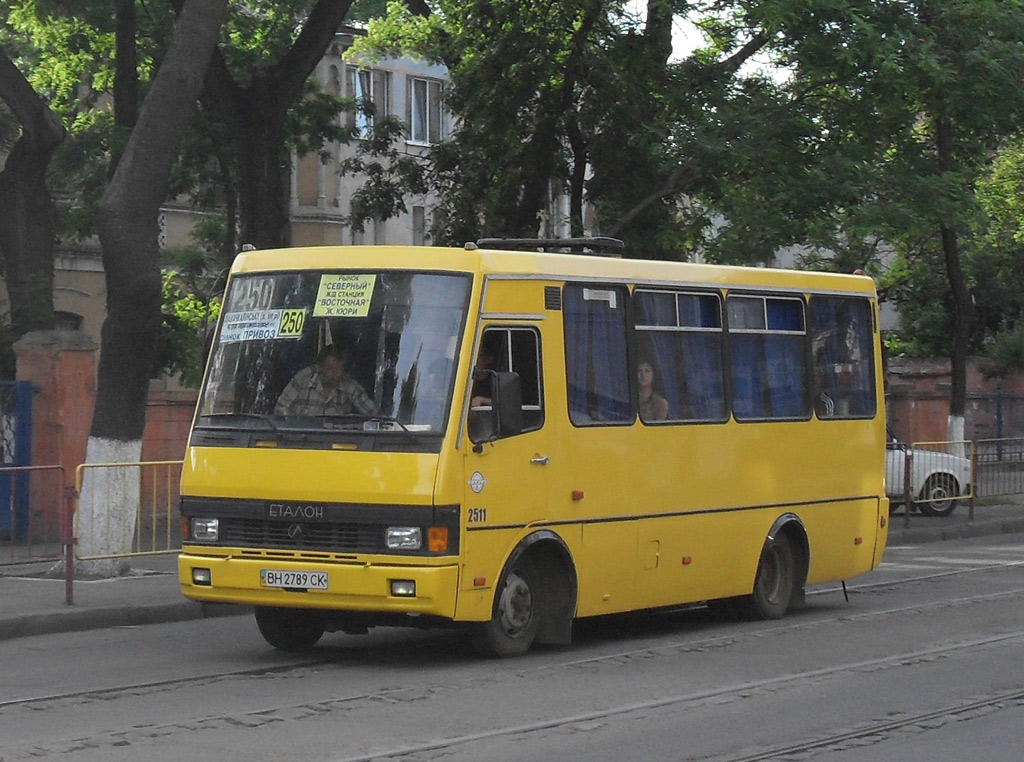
[744,533,796,620]
[254,606,325,651]
[469,560,540,657]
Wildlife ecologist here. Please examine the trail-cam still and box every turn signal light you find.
[428,527,449,553]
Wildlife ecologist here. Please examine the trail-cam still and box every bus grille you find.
[218,518,381,553]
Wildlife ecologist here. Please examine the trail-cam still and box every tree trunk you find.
[195,0,356,249]
[79,0,228,571]
[0,49,65,343]
[936,113,971,451]
[236,112,291,249]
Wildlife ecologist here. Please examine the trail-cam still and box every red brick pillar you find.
[14,330,97,540]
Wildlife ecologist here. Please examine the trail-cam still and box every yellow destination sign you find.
[312,274,377,317]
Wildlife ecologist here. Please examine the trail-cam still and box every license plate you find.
[260,569,329,590]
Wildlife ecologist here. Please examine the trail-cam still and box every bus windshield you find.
[195,270,471,445]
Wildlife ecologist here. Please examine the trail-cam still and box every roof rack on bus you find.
[470,237,624,257]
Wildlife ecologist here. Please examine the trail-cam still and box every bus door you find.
[461,325,549,592]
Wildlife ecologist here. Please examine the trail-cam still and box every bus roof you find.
[229,245,877,296]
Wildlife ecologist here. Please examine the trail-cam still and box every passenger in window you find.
[815,366,835,418]
[275,344,377,417]
[470,340,498,407]
[637,359,669,422]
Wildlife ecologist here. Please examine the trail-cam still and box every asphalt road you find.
[3,533,1024,762]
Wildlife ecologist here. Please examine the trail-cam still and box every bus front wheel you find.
[469,560,540,657]
[745,533,796,620]
[254,606,325,651]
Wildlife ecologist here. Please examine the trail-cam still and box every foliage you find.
[10,0,1024,378]
[338,115,429,232]
[156,259,222,388]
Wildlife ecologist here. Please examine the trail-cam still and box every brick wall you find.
[885,356,1024,444]
[141,380,197,462]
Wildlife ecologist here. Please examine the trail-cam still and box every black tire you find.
[469,559,540,657]
[743,533,796,620]
[254,606,325,652]
[916,474,958,517]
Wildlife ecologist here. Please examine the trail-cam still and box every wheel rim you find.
[496,570,534,638]
[759,544,790,606]
[923,477,954,512]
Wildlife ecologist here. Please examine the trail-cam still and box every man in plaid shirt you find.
[275,345,377,417]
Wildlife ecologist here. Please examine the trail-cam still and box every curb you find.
[887,517,1024,546]
[0,601,250,642]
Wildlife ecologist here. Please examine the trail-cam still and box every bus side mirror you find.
[494,371,523,436]
[468,371,523,444]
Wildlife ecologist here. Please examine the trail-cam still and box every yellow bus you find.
[178,240,889,656]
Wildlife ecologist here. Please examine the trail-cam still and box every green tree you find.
[78,0,227,569]
[354,1,770,252]
[0,44,64,349]
[680,1,1024,442]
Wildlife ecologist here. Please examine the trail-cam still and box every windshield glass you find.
[196,271,470,444]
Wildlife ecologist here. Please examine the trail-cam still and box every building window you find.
[408,77,444,144]
[412,206,426,245]
[55,311,83,331]
[347,67,390,138]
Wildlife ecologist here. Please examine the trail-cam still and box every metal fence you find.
[0,465,71,567]
[889,436,1024,527]
[73,460,184,560]
[974,437,1024,498]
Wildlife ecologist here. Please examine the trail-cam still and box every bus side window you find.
[633,290,727,422]
[473,327,544,437]
[728,295,808,420]
[809,297,876,418]
[564,284,632,425]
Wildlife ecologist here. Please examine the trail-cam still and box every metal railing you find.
[65,460,184,604]
[73,460,184,560]
[0,465,71,567]
[974,437,1024,498]
[889,436,1024,528]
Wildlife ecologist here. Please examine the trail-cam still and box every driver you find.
[275,344,377,417]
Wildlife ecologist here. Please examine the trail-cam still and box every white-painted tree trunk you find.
[948,414,966,459]
[76,437,143,576]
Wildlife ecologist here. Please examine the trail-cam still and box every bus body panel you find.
[182,447,440,504]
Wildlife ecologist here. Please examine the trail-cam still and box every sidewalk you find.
[0,553,246,641]
[3,500,1024,642]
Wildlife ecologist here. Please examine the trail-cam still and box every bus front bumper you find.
[178,550,460,619]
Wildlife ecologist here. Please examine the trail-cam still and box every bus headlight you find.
[191,518,220,542]
[386,526,422,550]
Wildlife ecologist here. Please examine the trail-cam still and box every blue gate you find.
[0,381,33,541]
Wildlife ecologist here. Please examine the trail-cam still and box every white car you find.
[886,429,972,517]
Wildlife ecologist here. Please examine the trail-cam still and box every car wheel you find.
[469,560,540,657]
[254,606,325,651]
[741,533,796,620]
[916,474,958,517]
